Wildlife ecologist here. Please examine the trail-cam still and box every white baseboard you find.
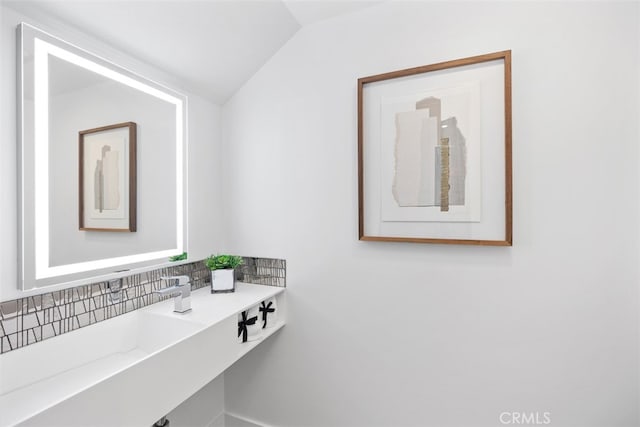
[209,411,226,427]
[224,411,273,427]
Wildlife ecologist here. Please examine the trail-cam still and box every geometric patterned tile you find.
[22,313,38,330]
[1,335,10,352]
[2,318,18,335]
[42,323,56,340]
[7,333,18,349]
[93,308,106,323]
[0,300,19,319]
[0,257,285,354]
[76,312,91,328]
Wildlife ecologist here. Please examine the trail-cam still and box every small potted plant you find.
[206,254,243,293]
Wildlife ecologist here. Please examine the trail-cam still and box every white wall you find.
[167,374,226,427]
[222,2,640,426]
[0,4,228,301]
[49,80,177,265]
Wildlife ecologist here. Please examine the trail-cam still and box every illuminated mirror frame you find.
[18,23,188,291]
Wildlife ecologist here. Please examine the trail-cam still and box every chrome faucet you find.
[154,276,191,313]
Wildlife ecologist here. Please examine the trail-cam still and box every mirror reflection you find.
[19,23,187,290]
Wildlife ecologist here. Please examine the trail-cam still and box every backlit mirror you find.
[18,23,188,291]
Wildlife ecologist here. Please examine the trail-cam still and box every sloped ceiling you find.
[5,0,382,104]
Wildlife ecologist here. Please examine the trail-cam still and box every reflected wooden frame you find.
[79,122,137,232]
[357,51,512,246]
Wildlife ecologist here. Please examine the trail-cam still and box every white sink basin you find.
[0,310,204,426]
[0,283,285,427]
[132,311,205,353]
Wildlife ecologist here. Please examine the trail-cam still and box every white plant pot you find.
[211,269,235,293]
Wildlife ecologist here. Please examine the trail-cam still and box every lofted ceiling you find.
[4,0,382,104]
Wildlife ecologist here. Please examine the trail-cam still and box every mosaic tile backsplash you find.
[237,257,286,287]
[0,256,286,355]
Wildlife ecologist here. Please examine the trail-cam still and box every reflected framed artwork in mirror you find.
[358,50,512,245]
[79,122,137,232]
[17,22,188,291]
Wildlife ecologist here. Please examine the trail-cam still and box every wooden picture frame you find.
[358,50,512,246]
[79,122,137,232]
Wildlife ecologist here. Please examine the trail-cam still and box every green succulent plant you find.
[169,252,188,262]
[205,254,243,270]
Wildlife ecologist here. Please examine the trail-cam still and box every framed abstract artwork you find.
[358,51,512,245]
[79,122,137,232]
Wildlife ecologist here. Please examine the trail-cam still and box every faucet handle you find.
[156,275,192,314]
[161,275,190,286]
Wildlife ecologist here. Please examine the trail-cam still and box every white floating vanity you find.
[0,283,286,426]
